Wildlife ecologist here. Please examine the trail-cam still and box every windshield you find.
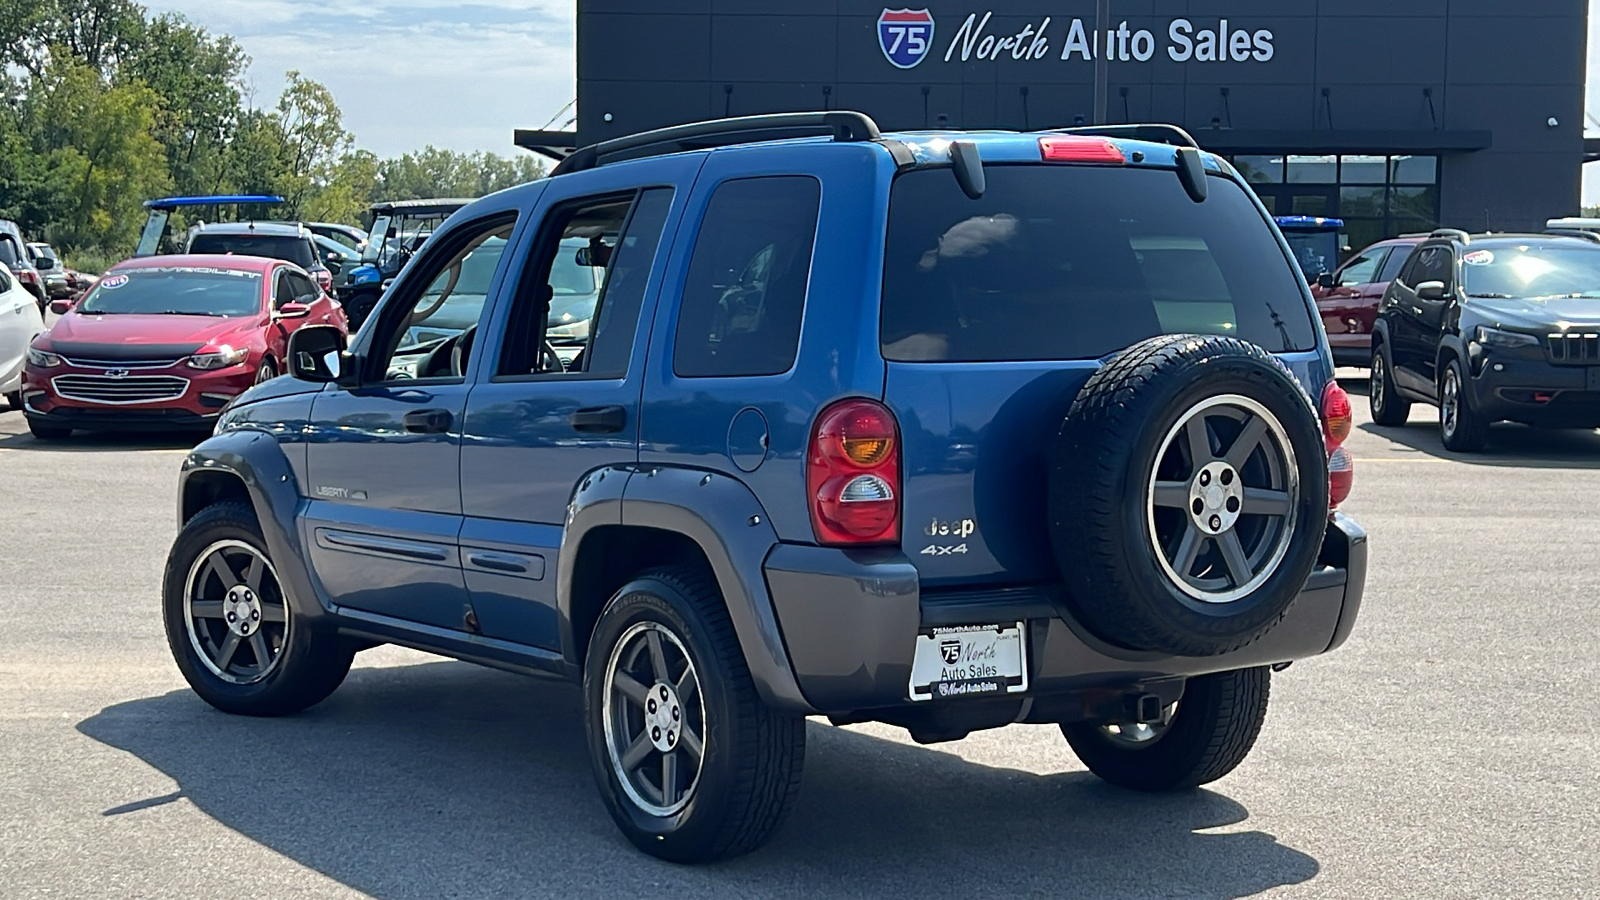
[77,267,264,316]
[1463,245,1600,299]
[881,166,1317,362]
[1282,231,1341,282]
[360,216,392,264]
[189,233,315,268]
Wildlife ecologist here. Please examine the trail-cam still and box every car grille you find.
[51,374,189,404]
[1546,333,1600,365]
[59,354,187,369]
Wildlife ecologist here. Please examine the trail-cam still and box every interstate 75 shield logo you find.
[878,9,935,69]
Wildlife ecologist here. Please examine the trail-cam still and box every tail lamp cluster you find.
[808,399,901,546]
[1322,381,1354,510]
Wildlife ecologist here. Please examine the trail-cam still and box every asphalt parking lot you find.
[1,377,1597,899]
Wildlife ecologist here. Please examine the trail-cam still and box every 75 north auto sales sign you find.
[875,9,1277,69]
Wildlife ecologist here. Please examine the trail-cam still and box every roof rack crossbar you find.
[552,111,883,176]
[1050,123,1201,150]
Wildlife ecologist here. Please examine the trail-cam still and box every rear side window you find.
[881,166,1317,362]
[189,233,316,269]
[674,176,821,378]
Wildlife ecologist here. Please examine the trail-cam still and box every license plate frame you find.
[908,622,1028,702]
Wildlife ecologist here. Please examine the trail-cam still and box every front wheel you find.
[26,417,71,440]
[162,502,354,716]
[582,568,805,863]
[4,391,20,411]
[1062,667,1270,791]
[1440,359,1489,452]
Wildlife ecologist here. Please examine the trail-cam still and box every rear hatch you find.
[881,153,1327,588]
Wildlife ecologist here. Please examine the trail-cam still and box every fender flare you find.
[556,464,812,713]
[178,431,329,625]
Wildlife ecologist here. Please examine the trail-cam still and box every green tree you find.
[0,0,144,80]
[121,13,248,198]
[375,146,545,202]
[274,70,353,214]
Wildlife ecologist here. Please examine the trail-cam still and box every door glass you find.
[373,219,515,381]
[1378,244,1414,283]
[274,272,295,309]
[585,189,674,377]
[1337,249,1386,286]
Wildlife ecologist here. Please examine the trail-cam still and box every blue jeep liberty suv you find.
[163,112,1368,863]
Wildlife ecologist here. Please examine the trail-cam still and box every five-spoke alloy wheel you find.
[183,539,289,684]
[602,622,706,817]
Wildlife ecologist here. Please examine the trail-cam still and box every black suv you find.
[1371,229,1600,450]
[163,113,1366,862]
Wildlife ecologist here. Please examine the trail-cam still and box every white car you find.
[0,262,47,409]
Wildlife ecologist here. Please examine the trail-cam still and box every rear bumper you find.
[765,513,1367,717]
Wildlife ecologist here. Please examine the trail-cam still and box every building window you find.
[1228,153,1441,255]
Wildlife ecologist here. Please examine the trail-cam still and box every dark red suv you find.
[1311,236,1422,367]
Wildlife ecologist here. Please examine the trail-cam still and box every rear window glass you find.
[189,233,315,269]
[881,166,1317,362]
[78,267,263,317]
[1462,244,1600,299]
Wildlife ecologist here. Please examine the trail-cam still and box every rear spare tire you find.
[1050,334,1329,656]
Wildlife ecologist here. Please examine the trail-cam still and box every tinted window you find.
[1462,244,1600,299]
[587,189,673,377]
[882,166,1316,362]
[78,267,264,317]
[0,238,22,268]
[1337,248,1388,286]
[1377,245,1413,283]
[286,271,318,303]
[273,271,295,308]
[674,177,820,378]
[1410,247,1453,289]
[189,233,315,268]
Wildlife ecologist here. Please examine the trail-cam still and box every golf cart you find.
[337,199,472,329]
[136,195,288,257]
[1274,216,1346,285]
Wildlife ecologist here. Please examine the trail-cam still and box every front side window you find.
[77,267,264,317]
[374,219,514,381]
[1378,245,1413,283]
[1410,247,1454,290]
[882,166,1316,363]
[1337,248,1388,287]
[673,177,821,378]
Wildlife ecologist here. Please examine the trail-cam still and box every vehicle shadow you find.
[0,418,199,452]
[79,661,1318,900]
[1358,416,1600,469]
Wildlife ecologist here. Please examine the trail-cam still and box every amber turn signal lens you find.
[841,436,892,466]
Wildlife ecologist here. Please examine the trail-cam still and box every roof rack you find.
[552,111,883,177]
[1430,228,1472,244]
[1545,228,1600,244]
[1051,123,1201,150]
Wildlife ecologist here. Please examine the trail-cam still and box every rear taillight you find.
[808,399,901,545]
[18,269,39,284]
[1038,136,1126,165]
[315,269,332,292]
[1322,381,1353,510]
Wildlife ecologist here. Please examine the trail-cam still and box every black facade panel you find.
[572,0,1590,234]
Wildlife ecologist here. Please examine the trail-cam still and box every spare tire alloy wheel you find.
[184,539,289,684]
[1050,334,1329,657]
[602,622,706,817]
[1148,395,1299,605]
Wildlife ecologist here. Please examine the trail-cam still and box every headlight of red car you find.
[26,347,63,368]
[185,346,250,370]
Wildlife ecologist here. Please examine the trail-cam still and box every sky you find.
[150,0,1600,203]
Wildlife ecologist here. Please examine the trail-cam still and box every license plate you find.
[908,623,1028,701]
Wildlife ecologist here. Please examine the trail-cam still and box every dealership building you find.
[519,1,1590,253]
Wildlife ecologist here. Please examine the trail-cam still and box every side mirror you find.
[288,324,350,384]
[1316,272,1336,290]
[276,301,311,319]
[49,297,75,315]
[1416,281,1448,301]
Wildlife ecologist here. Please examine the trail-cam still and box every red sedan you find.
[20,254,346,439]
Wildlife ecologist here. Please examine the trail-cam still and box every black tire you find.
[1050,334,1329,657]
[582,567,805,863]
[1439,358,1489,452]
[255,357,277,385]
[342,289,380,331]
[1062,667,1270,791]
[26,417,71,440]
[162,501,354,716]
[4,391,20,411]
[1369,342,1411,426]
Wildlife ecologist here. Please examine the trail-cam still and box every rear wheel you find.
[26,417,70,440]
[1062,667,1270,791]
[583,568,805,863]
[163,502,354,716]
[1369,344,1410,426]
[1439,359,1489,452]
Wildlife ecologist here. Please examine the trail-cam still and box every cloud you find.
[145,0,575,158]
